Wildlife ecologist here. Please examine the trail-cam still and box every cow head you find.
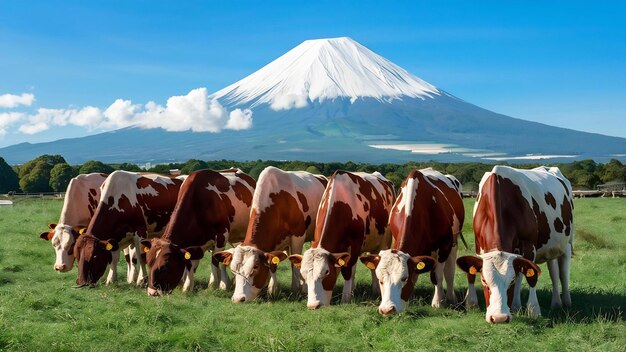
[213,246,287,303]
[39,223,85,272]
[457,251,540,323]
[74,234,119,286]
[288,248,350,309]
[360,250,435,315]
[143,239,204,296]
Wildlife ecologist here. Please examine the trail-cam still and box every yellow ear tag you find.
[366,262,376,270]
[416,262,425,270]
[271,256,280,265]
[526,268,535,277]
[105,243,113,251]
[337,258,345,266]
[79,228,87,235]
[143,246,149,253]
[469,266,477,275]
[184,252,191,260]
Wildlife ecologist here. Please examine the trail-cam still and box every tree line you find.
[1,154,625,194]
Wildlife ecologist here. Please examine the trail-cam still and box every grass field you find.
[0,197,625,351]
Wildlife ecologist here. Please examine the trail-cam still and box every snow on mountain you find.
[211,37,441,110]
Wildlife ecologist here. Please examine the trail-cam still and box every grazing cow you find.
[289,171,395,309]
[143,168,256,296]
[456,165,574,323]
[213,166,328,302]
[39,173,107,272]
[360,168,465,315]
[74,171,183,287]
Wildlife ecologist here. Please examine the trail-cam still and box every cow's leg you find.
[268,270,279,297]
[133,237,148,287]
[527,286,541,317]
[341,265,357,304]
[290,239,305,293]
[464,273,479,309]
[511,273,523,312]
[547,258,562,309]
[370,269,380,296]
[127,245,138,284]
[431,262,445,308]
[123,247,134,284]
[182,260,200,292]
[443,245,457,304]
[209,251,220,289]
[558,242,572,307]
[105,250,120,285]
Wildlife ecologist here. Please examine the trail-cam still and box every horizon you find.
[1,1,625,148]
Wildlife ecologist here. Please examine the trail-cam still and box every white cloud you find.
[0,112,26,136]
[6,88,253,135]
[270,93,308,110]
[225,109,253,130]
[0,93,35,108]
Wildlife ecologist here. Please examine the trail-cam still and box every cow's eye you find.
[379,280,384,286]
[401,276,408,283]
[324,269,330,276]
[253,265,259,270]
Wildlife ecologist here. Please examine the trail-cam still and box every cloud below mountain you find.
[1,88,253,135]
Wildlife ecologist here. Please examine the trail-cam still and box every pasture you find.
[0,197,625,351]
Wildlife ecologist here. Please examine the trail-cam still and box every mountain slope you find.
[1,37,625,164]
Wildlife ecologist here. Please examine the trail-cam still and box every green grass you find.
[0,197,625,351]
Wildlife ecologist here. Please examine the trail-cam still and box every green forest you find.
[1,154,625,194]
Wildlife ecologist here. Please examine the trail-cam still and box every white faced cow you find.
[143,168,256,296]
[457,166,574,323]
[213,166,328,302]
[289,170,395,309]
[360,168,465,315]
[39,173,107,272]
[74,171,183,287]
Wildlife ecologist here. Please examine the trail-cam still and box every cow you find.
[142,168,256,296]
[39,173,107,272]
[74,170,183,287]
[213,166,328,302]
[289,170,395,309]
[456,165,574,323]
[360,168,465,315]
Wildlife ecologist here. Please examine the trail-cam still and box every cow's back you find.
[58,173,107,227]
[473,166,573,262]
[163,169,255,247]
[315,171,395,253]
[390,168,464,257]
[244,166,327,251]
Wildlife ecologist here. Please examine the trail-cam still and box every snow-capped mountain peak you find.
[211,37,440,110]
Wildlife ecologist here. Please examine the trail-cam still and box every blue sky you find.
[1,1,625,147]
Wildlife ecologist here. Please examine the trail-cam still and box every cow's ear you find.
[265,251,287,266]
[457,256,483,275]
[409,255,436,274]
[140,239,152,253]
[181,247,204,261]
[359,254,381,270]
[40,231,54,241]
[332,252,351,268]
[213,251,233,266]
[288,254,303,268]
[102,239,119,252]
[48,223,57,230]
[513,257,541,287]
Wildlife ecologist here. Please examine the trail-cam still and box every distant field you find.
[0,198,625,351]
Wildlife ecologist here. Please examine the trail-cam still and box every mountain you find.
[2,37,625,165]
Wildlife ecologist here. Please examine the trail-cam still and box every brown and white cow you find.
[39,173,107,272]
[360,168,465,315]
[289,170,395,309]
[74,170,183,287]
[142,168,256,296]
[457,165,574,323]
[213,166,328,302]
